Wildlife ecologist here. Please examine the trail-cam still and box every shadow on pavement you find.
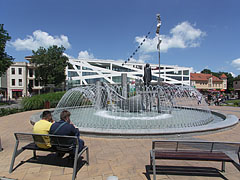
[12,153,86,175]
[144,165,228,180]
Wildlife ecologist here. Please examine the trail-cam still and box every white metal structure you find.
[67,59,191,86]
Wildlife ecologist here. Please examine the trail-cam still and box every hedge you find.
[21,91,66,110]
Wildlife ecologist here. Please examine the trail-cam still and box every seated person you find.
[49,110,84,153]
[33,110,53,149]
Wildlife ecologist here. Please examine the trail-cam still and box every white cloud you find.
[11,30,71,51]
[129,57,144,63]
[78,50,94,59]
[135,21,206,53]
[230,72,236,77]
[63,53,74,59]
[231,58,240,70]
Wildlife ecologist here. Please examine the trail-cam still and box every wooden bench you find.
[9,132,89,180]
[150,140,240,180]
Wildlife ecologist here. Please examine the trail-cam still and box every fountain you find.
[30,14,238,135]
[42,81,238,135]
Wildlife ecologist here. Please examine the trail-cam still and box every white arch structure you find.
[66,58,191,86]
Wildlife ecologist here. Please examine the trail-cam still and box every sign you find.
[12,89,23,92]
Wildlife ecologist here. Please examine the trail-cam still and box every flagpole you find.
[156,14,162,84]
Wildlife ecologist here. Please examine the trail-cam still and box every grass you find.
[223,99,240,107]
[225,99,240,103]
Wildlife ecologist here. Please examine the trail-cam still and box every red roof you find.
[220,74,227,79]
[190,73,223,82]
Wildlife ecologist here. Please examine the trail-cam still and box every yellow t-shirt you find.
[33,120,52,149]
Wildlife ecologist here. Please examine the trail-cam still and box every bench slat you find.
[151,140,240,180]
[154,151,232,161]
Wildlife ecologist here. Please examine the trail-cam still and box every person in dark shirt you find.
[49,110,84,154]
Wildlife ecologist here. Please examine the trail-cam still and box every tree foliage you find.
[201,69,212,74]
[30,45,69,86]
[0,24,14,76]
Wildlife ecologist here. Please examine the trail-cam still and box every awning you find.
[12,89,23,92]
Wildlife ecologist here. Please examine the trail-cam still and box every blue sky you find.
[1,0,240,76]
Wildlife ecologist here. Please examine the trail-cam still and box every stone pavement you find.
[0,106,239,180]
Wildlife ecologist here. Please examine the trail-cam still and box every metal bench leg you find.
[152,152,156,180]
[150,151,153,167]
[9,140,19,173]
[33,150,37,159]
[221,161,226,172]
[72,145,79,180]
[86,147,89,165]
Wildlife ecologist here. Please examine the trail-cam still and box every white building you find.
[6,62,28,99]
[67,58,191,86]
[6,62,42,99]
[4,59,191,99]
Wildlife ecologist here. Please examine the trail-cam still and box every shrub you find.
[0,108,24,117]
[234,102,239,107]
[21,91,66,110]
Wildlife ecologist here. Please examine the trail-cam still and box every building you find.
[233,80,240,98]
[6,62,28,99]
[67,58,191,86]
[190,73,227,93]
[3,58,192,99]
[6,62,42,99]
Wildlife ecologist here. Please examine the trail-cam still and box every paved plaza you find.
[0,106,240,180]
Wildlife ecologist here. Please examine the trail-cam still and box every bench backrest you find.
[152,140,240,154]
[14,132,78,148]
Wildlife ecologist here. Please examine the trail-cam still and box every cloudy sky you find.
[1,0,240,76]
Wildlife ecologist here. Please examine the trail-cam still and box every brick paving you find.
[0,106,240,180]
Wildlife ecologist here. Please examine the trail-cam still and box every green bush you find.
[21,91,66,110]
[233,102,240,107]
[0,108,24,117]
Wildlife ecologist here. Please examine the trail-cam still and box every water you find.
[52,82,216,132]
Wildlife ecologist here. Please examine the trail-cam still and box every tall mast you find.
[156,14,162,84]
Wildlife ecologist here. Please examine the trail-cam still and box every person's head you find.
[60,110,71,123]
[146,63,150,68]
[42,110,52,122]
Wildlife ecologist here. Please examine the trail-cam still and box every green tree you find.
[201,69,212,74]
[0,24,14,76]
[30,45,69,87]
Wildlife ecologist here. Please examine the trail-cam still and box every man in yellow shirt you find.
[33,110,53,149]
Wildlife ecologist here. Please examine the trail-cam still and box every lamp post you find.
[156,14,162,84]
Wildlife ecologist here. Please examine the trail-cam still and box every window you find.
[35,79,39,86]
[171,76,182,81]
[136,65,142,70]
[29,80,34,87]
[18,68,22,75]
[183,70,189,75]
[82,66,92,70]
[12,79,15,86]
[18,79,22,86]
[68,71,79,77]
[82,72,98,76]
[11,68,15,75]
[29,69,33,77]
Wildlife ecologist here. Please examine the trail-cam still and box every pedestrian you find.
[197,95,202,105]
